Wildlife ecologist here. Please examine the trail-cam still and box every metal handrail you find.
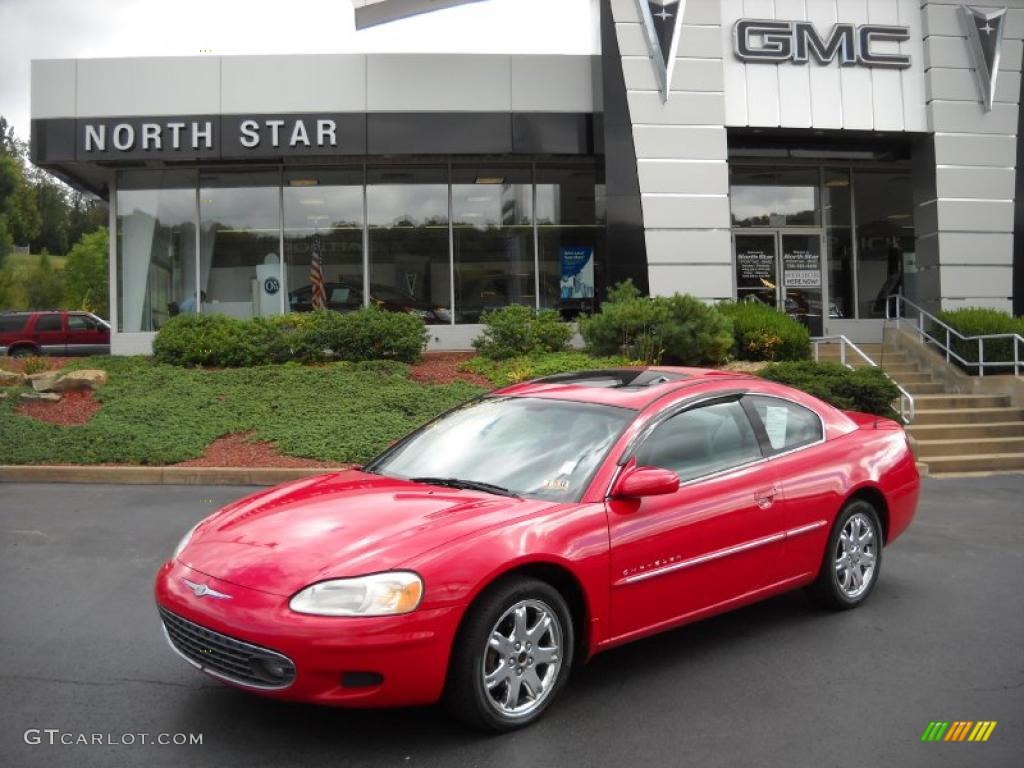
[812,334,916,425]
[886,294,1024,378]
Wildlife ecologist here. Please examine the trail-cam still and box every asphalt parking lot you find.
[1,476,1021,768]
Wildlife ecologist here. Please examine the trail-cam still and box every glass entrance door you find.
[734,230,824,336]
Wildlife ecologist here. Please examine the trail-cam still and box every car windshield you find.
[369,397,634,502]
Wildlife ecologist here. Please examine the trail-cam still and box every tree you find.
[0,151,41,261]
[31,178,70,255]
[63,227,109,317]
[23,252,64,309]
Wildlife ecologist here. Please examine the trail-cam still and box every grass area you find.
[461,351,633,387]
[0,357,485,465]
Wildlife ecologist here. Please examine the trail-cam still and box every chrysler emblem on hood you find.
[181,578,232,600]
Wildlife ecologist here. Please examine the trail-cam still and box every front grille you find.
[159,607,296,690]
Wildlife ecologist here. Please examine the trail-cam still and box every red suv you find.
[0,311,110,357]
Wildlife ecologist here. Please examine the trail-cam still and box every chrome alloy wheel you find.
[835,512,878,599]
[481,599,563,719]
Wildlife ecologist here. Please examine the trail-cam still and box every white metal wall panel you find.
[366,54,511,111]
[76,58,221,117]
[721,0,749,124]
[30,60,76,119]
[743,0,782,126]
[867,0,904,131]
[221,56,367,113]
[898,0,928,131]
[776,0,813,128]
[805,0,844,128]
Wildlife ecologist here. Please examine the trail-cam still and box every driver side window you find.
[634,400,762,484]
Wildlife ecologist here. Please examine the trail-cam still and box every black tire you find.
[9,345,36,358]
[807,499,883,610]
[445,576,574,732]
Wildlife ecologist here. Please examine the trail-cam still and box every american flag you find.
[310,234,327,310]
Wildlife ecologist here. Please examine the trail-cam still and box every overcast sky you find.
[0,0,600,141]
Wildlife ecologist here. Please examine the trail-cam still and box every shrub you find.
[22,355,49,375]
[935,307,1024,369]
[63,227,109,318]
[578,280,733,366]
[472,304,573,360]
[154,308,428,367]
[717,301,811,361]
[462,351,631,387]
[759,361,900,419]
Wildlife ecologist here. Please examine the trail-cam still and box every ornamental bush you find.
[759,361,900,419]
[472,304,573,360]
[153,307,428,367]
[935,307,1024,369]
[716,300,811,362]
[577,280,733,366]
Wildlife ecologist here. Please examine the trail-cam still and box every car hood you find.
[179,470,550,596]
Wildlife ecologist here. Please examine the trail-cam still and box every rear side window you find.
[745,396,823,454]
[34,314,63,332]
[0,315,28,332]
[68,315,99,331]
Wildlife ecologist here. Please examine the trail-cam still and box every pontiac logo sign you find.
[734,19,911,69]
[637,0,686,102]
[960,5,1007,112]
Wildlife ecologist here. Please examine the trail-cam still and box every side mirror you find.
[613,466,680,499]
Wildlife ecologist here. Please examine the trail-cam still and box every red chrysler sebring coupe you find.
[155,368,919,730]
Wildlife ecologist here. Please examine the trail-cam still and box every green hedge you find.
[153,308,428,367]
[461,351,631,387]
[759,361,900,419]
[578,280,733,365]
[935,307,1024,368]
[716,301,811,362]
[472,305,573,360]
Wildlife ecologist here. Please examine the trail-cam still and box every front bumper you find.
[154,559,463,707]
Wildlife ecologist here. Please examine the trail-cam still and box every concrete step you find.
[925,452,1024,474]
[887,371,939,385]
[909,421,1024,440]
[912,407,1024,426]
[914,436,1024,458]
[881,363,923,374]
[900,382,948,395]
[913,394,1012,411]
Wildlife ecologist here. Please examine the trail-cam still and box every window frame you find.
[33,313,64,333]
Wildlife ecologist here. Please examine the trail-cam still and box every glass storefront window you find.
[116,170,197,332]
[199,171,283,319]
[731,167,820,227]
[536,165,602,316]
[452,167,534,323]
[853,170,914,319]
[367,167,451,324]
[824,169,853,320]
[283,169,364,315]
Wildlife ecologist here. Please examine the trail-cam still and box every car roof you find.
[493,367,758,410]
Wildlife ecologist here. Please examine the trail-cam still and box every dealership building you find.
[29,0,1024,354]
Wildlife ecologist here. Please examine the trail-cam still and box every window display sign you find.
[783,249,821,288]
[736,248,775,289]
[560,246,595,299]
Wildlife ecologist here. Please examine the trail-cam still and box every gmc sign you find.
[734,19,911,69]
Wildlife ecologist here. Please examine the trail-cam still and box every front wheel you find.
[445,577,573,731]
[807,500,883,610]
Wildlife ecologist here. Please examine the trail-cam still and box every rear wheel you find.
[807,500,882,610]
[445,577,573,731]
[9,345,36,358]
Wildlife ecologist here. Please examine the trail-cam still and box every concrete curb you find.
[0,465,339,486]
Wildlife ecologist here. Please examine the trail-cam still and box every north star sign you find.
[734,19,912,69]
[81,117,340,153]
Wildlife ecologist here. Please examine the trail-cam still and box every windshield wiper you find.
[410,477,520,498]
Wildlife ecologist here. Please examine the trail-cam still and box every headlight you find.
[172,523,199,560]
[289,572,423,617]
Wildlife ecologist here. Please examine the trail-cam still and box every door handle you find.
[755,487,777,509]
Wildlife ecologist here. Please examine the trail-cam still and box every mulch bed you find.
[14,390,101,426]
[175,433,351,469]
[410,352,491,387]
[1,356,74,373]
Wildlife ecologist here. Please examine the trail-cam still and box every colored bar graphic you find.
[922,721,996,742]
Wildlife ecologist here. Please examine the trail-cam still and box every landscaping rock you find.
[29,372,61,392]
[51,369,109,392]
[0,391,7,399]
[0,370,25,387]
[20,391,62,402]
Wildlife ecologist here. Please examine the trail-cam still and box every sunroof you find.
[533,369,690,389]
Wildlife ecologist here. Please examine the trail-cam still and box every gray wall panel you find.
[933,133,1020,166]
[366,54,511,111]
[935,167,1017,201]
[934,200,1015,232]
[510,55,597,112]
[936,232,1014,265]
[632,125,728,159]
[636,159,728,194]
[30,60,75,119]
[644,229,732,263]
[221,55,367,113]
[76,58,221,117]
[641,195,731,229]
[926,68,1022,105]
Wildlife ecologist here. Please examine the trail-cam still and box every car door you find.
[66,314,109,355]
[606,397,785,642]
[741,394,838,581]
[31,312,67,355]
